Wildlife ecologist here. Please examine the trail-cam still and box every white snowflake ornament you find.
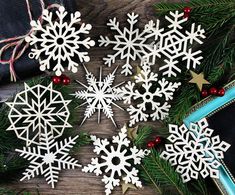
[16,130,81,188]
[99,13,149,76]
[82,126,149,195]
[25,6,95,76]
[6,83,71,146]
[143,11,206,77]
[161,118,231,182]
[116,64,181,126]
[72,66,124,127]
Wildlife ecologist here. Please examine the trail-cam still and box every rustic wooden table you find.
[0,0,171,194]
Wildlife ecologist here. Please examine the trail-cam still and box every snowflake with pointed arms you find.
[161,118,230,182]
[99,13,149,76]
[82,126,149,195]
[72,66,124,127]
[143,11,206,77]
[16,130,81,188]
[25,6,95,76]
[6,83,71,146]
[116,64,181,126]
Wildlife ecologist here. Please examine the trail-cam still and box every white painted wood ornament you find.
[82,126,150,195]
[25,6,95,76]
[161,118,230,182]
[72,66,124,127]
[6,83,71,146]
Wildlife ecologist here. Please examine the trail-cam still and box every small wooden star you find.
[121,180,137,194]
[189,71,210,91]
[127,126,138,140]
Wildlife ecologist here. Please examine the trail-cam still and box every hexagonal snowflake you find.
[25,6,95,76]
[82,126,149,195]
[116,64,181,126]
[6,83,71,146]
[161,118,231,182]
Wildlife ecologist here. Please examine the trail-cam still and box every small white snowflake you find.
[16,130,81,188]
[99,13,149,76]
[143,11,206,77]
[72,66,124,127]
[116,64,180,126]
[6,83,71,146]
[82,126,149,195]
[161,118,230,182]
[25,6,95,76]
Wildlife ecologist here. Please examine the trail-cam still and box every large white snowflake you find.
[72,66,124,127]
[25,6,95,76]
[82,126,149,195]
[161,118,231,182]
[99,13,149,76]
[16,130,80,188]
[6,83,71,146]
[143,11,206,77]
[116,64,181,126]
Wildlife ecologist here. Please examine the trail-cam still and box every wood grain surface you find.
[1,0,175,195]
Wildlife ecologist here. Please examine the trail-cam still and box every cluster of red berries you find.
[52,75,71,85]
[183,7,192,19]
[201,87,225,98]
[147,136,162,149]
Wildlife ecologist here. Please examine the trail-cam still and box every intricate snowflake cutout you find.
[161,118,231,182]
[99,13,149,76]
[116,64,181,126]
[25,6,95,76]
[143,11,206,77]
[82,126,149,195]
[16,130,81,188]
[72,66,124,127]
[6,83,71,146]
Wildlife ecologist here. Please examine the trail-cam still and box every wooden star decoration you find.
[189,71,210,91]
[127,126,138,140]
[121,180,137,194]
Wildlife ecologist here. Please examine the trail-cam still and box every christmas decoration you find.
[6,83,71,146]
[209,87,218,95]
[143,11,205,77]
[61,75,71,85]
[72,66,124,127]
[217,88,225,96]
[161,118,230,182]
[154,136,162,145]
[147,141,155,149]
[127,126,138,140]
[82,126,149,195]
[25,6,95,76]
[189,71,210,91]
[116,64,181,126]
[121,180,137,194]
[201,89,209,98]
[183,7,192,19]
[16,130,81,188]
[99,13,149,76]
[52,76,62,85]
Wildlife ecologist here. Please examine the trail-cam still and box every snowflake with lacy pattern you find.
[99,13,149,76]
[143,11,206,77]
[6,83,71,146]
[116,64,181,126]
[161,118,230,182]
[16,130,81,188]
[25,6,95,76]
[72,66,124,127]
[82,126,149,195]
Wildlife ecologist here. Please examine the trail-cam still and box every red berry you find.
[147,141,155,149]
[155,136,162,145]
[217,88,225,96]
[62,77,71,85]
[209,87,218,95]
[52,76,61,85]
[201,89,208,98]
[183,7,192,13]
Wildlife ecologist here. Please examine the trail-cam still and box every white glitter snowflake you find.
[116,64,181,126]
[82,126,149,195]
[25,6,95,76]
[6,83,71,146]
[99,13,149,76]
[143,11,206,77]
[161,118,231,182]
[72,66,124,127]
[16,130,80,188]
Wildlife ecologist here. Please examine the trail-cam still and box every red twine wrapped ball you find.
[155,136,162,145]
[217,88,225,96]
[209,87,218,95]
[62,76,71,85]
[183,6,192,18]
[52,76,61,85]
[201,89,209,98]
[147,141,155,149]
